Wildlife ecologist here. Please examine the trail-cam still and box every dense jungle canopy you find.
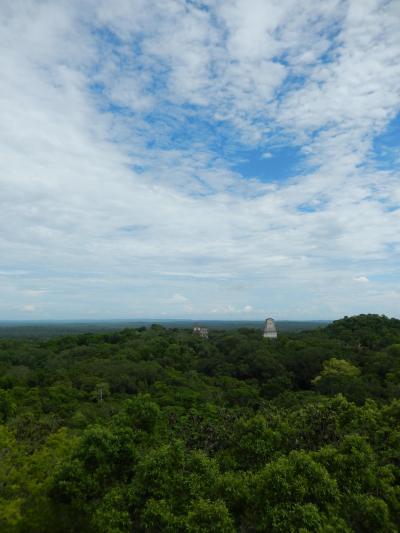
[1,314,400,532]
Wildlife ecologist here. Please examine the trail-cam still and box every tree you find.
[248,450,339,531]
[312,358,363,399]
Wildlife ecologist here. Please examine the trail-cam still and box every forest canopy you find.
[1,314,400,532]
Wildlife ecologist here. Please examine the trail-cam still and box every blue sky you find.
[0,0,399,320]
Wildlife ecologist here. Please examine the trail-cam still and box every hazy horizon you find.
[0,316,332,338]
[1,1,399,320]
[0,317,332,324]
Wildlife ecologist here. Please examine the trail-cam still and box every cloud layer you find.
[0,0,399,319]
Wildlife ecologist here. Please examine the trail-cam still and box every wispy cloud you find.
[0,0,399,319]
[353,276,369,284]
[21,304,36,313]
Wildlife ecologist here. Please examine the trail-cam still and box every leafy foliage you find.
[0,314,400,531]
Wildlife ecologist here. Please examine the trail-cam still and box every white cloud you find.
[0,0,399,320]
[169,293,189,304]
[210,305,237,315]
[22,289,46,297]
[353,276,370,283]
[22,304,36,313]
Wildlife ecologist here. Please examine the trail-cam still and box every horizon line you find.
[0,317,343,324]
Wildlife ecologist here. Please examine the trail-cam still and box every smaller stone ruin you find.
[193,326,209,339]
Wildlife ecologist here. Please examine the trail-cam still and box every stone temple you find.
[193,326,209,339]
[263,318,277,339]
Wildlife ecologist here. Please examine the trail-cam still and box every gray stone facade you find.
[263,318,277,339]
